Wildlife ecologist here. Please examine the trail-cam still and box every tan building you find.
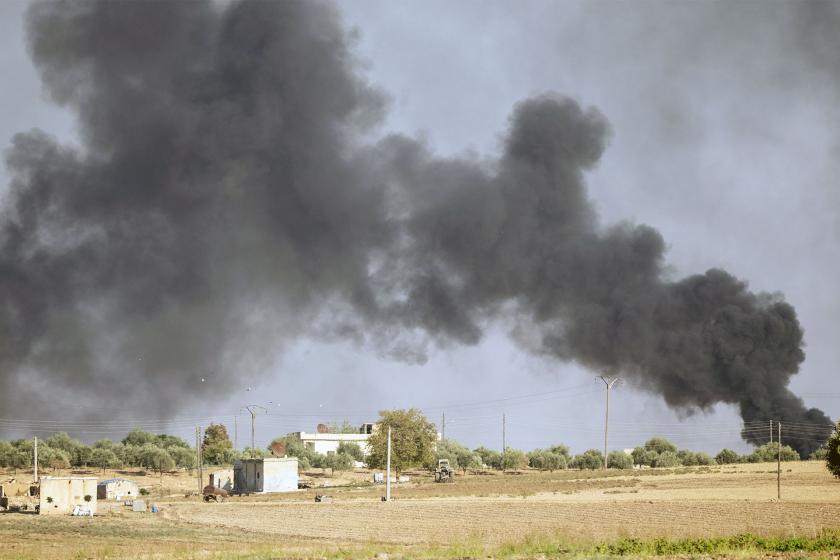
[39,476,97,515]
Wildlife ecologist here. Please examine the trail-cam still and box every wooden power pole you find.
[599,376,620,469]
[385,426,392,502]
[33,436,38,481]
[777,421,782,500]
[502,413,506,470]
[195,427,202,494]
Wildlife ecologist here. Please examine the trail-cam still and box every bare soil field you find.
[2,461,839,559]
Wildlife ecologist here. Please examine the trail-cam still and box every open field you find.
[2,461,840,559]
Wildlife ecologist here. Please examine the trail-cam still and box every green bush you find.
[337,442,364,462]
[810,447,828,461]
[644,437,677,455]
[746,443,799,463]
[607,451,633,469]
[528,449,567,471]
[501,448,528,470]
[677,450,714,466]
[715,448,740,464]
[570,449,604,470]
[90,448,121,471]
[652,450,679,468]
[474,446,502,470]
[631,447,657,467]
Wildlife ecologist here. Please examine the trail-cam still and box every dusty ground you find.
[164,461,840,544]
[1,461,839,559]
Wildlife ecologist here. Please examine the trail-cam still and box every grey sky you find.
[0,1,837,456]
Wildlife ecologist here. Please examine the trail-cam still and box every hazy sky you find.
[0,1,837,455]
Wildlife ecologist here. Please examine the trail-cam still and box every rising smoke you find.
[0,0,831,454]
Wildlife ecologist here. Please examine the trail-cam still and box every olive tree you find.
[366,409,437,475]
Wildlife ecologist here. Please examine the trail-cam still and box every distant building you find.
[97,478,139,501]
[292,423,376,456]
[39,476,97,515]
[233,457,298,494]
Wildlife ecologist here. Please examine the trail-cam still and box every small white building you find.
[97,478,139,501]
[234,457,298,494]
[292,423,376,456]
[39,476,97,515]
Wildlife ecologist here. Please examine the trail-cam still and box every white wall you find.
[234,458,298,494]
[40,477,97,515]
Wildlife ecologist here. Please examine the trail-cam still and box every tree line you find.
[1,411,837,478]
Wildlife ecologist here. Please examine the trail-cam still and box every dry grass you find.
[1,461,839,559]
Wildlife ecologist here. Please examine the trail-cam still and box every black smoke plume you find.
[0,0,830,454]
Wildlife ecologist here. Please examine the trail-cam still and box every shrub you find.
[437,440,483,473]
[337,442,364,462]
[474,446,502,470]
[693,452,714,466]
[653,450,680,468]
[677,450,712,466]
[810,447,828,461]
[570,449,604,470]
[528,449,567,471]
[169,447,197,470]
[325,452,353,472]
[644,437,677,455]
[631,447,657,467]
[139,444,175,474]
[90,448,121,472]
[746,443,799,463]
[715,448,740,464]
[501,448,527,470]
[607,451,633,469]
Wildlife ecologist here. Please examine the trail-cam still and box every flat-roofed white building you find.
[234,457,298,494]
[291,423,376,456]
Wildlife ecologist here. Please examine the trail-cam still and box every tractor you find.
[434,459,454,483]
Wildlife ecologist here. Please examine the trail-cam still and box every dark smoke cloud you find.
[0,0,830,454]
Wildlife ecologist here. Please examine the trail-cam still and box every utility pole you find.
[441,412,445,442]
[234,415,238,451]
[385,426,392,502]
[195,427,201,494]
[33,436,38,481]
[199,425,204,490]
[241,405,267,457]
[502,413,506,471]
[599,376,620,470]
[777,421,782,500]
